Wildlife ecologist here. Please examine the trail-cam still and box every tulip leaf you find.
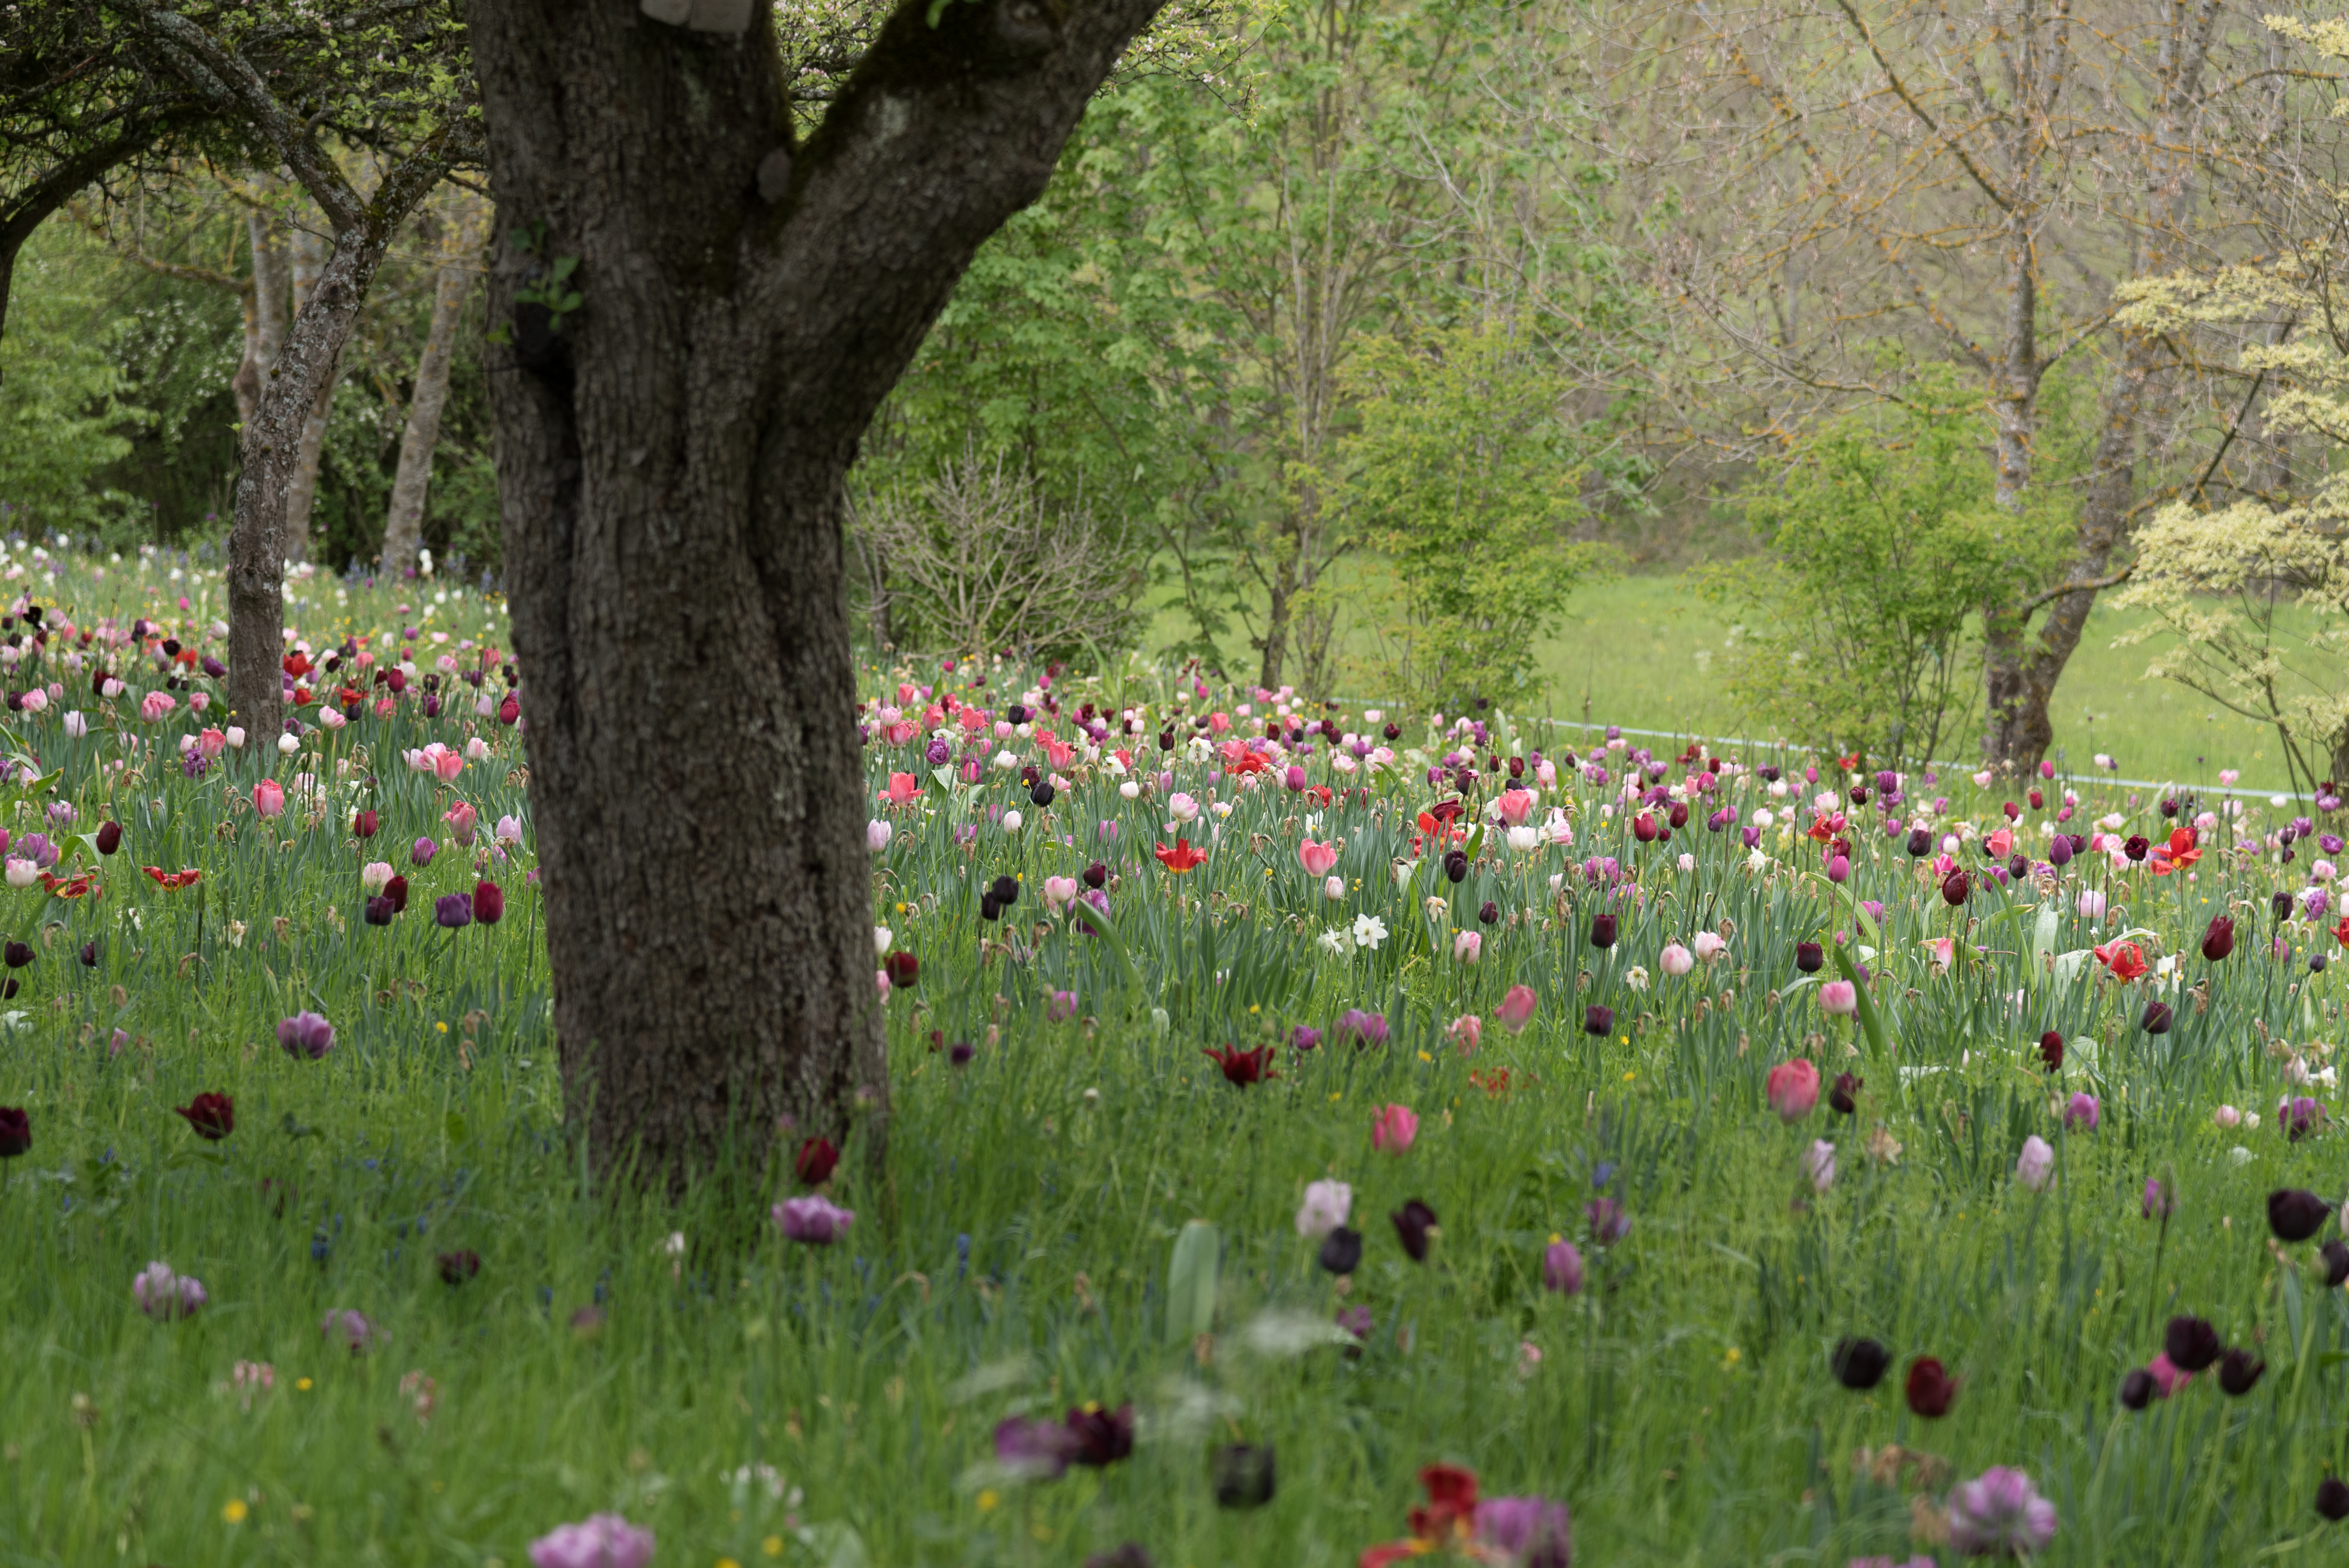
[1069,900,1144,1009]
[1831,943,1889,1058]
[793,1522,870,1568]
[1822,880,1881,949]
[1165,1218,1220,1346]
[2029,907,2061,988]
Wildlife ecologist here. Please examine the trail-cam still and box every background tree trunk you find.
[382,251,472,578]
[281,223,333,565]
[468,0,1163,1188]
[230,194,287,428]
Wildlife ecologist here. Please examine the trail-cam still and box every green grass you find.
[1144,570,2328,795]
[6,550,2349,1565]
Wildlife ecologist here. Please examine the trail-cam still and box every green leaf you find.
[1832,943,1890,1058]
[1165,1219,1220,1346]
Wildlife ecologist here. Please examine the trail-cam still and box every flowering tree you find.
[468,0,1165,1186]
[2111,17,2349,794]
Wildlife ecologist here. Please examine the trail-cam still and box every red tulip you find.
[1204,1043,1278,1086]
[174,1092,235,1141]
[474,879,506,925]
[1905,1357,1959,1417]
[795,1135,840,1186]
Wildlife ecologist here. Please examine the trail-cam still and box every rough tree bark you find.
[382,249,472,579]
[468,0,1164,1187]
[281,224,333,565]
[230,194,288,428]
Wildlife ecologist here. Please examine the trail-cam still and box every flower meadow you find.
[5,550,2349,1565]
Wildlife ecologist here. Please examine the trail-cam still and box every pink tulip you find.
[1496,983,1537,1034]
[1372,1103,1419,1154]
[1497,788,1534,826]
[443,801,478,846]
[138,690,176,723]
[1453,930,1482,964]
[1766,1058,1820,1122]
[1659,942,1695,977]
[253,779,285,819]
[1298,838,1339,878]
[1041,875,1079,910]
[1449,1013,1482,1053]
[1819,979,1858,1016]
[198,728,226,758]
[1985,827,2014,857]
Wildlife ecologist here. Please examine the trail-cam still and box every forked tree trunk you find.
[382,255,471,577]
[468,0,1163,1188]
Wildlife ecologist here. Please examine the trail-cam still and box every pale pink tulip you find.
[1496,983,1537,1034]
[1298,838,1339,877]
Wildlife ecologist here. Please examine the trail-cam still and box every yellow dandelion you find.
[761,1540,784,1559]
[977,1489,1001,1513]
[223,1499,249,1524]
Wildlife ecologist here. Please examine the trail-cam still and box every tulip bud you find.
[1941,870,1970,906]
[95,820,121,855]
[883,951,918,989]
[1905,827,1931,857]
[795,1135,840,1186]
[2200,915,2234,962]
[2118,1368,2156,1411]
[353,809,378,838]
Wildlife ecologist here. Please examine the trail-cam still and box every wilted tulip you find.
[1831,1337,1890,1390]
[1392,1198,1438,1261]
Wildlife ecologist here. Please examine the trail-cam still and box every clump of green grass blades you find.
[4,572,2348,1567]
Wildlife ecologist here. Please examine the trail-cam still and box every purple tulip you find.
[1587,1196,1630,1244]
[434,892,473,929]
[527,1514,655,1568]
[994,1415,1079,1480]
[1542,1238,1584,1295]
[2064,1092,2100,1131]
[320,1308,380,1353]
[1335,1008,1389,1047]
[277,1011,335,1060]
[410,836,437,867]
[773,1194,855,1244]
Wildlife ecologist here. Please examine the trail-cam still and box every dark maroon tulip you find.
[1583,1004,1614,1038]
[1829,1071,1862,1115]
[1392,1198,1438,1261]
[2165,1315,2222,1372]
[2324,1240,2349,1287]
[499,695,519,726]
[78,940,96,966]
[174,1092,234,1140]
[0,1105,27,1157]
[2124,833,2149,861]
[95,820,121,855]
[1210,1441,1276,1510]
[795,1135,840,1186]
[1477,900,1499,925]
[1796,940,1824,973]
[1905,827,1931,857]
[1442,849,1469,884]
[2119,1368,2157,1410]
[1832,1337,1889,1389]
[1317,1225,1362,1275]
[1905,1357,1958,1417]
[353,808,379,839]
[2202,915,2235,962]
[2269,1188,2329,1242]
[385,874,409,914]
[883,950,918,989]
[2142,1000,2173,1035]
[3,941,30,969]
[364,895,395,926]
[1082,861,1108,889]
[1589,912,1617,949]
[437,1249,482,1285]
[1941,870,1970,906]
[2218,1348,2265,1396]
[474,879,506,925]
[2320,1479,2349,1522]
[1064,1403,1135,1468]
[1667,801,1689,830]
[2037,1030,2065,1071]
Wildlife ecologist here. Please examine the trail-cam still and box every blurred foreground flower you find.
[774,1195,855,1244]
[278,1011,335,1060]
[528,1514,654,1568]
[1946,1467,2056,1557]
[132,1261,206,1320]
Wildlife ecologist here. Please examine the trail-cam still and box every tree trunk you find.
[281,224,332,565]
[231,198,288,428]
[382,255,470,577]
[1257,549,1292,691]
[468,0,1164,1189]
